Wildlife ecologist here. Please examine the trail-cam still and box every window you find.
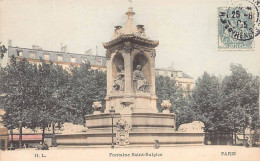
[71,57,76,63]
[171,73,174,77]
[82,57,88,64]
[164,71,168,76]
[177,72,182,78]
[187,84,191,90]
[30,52,35,59]
[44,54,50,60]
[17,51,23,57]
[179,83,183,88]
[57,55,63,62]
[95,57,102,65]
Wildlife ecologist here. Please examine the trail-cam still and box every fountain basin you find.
[55,113,204,146]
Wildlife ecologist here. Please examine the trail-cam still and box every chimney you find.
[85,49,93,56]
[114,26,122,34]
[96,46,99,56]
[32,44,43,50]
[137,25,144,33]
[61,45,68,53]
[8,40,12,47]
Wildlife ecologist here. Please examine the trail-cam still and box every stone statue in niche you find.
[113,65,125,91]
[133,65,149,92]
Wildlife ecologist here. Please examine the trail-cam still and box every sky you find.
[0,0,259,79]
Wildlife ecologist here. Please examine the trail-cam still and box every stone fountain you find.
[55,6,204,147]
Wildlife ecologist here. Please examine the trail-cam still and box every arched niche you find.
[132,53,151,92]
[112,53,124,82]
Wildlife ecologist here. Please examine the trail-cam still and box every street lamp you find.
[18,121,22,148]
[248,116,252,147]
[8,114,14,150]
[175,110,179,131]
[109,107,115,149]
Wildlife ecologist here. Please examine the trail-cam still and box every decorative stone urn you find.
[161,100,171,114]
[92,101,102,114]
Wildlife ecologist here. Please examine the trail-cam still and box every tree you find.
[222,64,259,145]
[190,65,259,145]
[0,42,7,59]
[0,57,71,145]
[190,72,224,136]
[62,63,107,125]
[0,56,37,147]
[28,59,71,144]
[47,63,70,143]
[155,75,194,128]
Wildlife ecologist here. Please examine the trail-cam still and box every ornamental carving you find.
[124,41,132,53]
[151,50,156,58]
[106,50,112,59]
[116,119,130,146]
[138,49,144,55]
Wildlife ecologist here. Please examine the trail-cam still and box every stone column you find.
[150,49,158,112]
[122,51,133,95]
[106,56,112,94]
[150,50,156,95]
[105,51,114,113]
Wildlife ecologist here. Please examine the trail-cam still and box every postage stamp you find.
[218,7,254,50]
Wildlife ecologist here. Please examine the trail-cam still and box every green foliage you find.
[62,63,106,124]
[190,72,223,132]
[0,56,258,137]
[0,57,106,132]
[221,64,259,132]
[156,64,259,133]
[155,75,194,128]
[0,57,37,129]
[191,64,259,133]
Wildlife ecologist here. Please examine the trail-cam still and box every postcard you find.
[0,0,259,161]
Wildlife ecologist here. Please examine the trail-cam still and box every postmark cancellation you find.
[218,6,254,50]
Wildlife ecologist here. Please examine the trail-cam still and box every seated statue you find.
[113,65,125,91]
[133,65,149,92]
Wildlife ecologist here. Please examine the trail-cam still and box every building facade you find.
[7,45,194,93]
[155,68,194,94]
[7,45,106,71]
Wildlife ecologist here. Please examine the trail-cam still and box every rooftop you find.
[103,6,159,49]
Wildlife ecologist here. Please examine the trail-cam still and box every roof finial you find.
[128,0,133,7]
[126,0,135,20]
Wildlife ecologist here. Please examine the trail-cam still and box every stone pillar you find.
[150,49,158,112]
[122,51,133,95]
[104,51,114,113]
[150,49,156,95]
[106,56,112,94]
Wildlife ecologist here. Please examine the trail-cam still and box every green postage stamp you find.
[218,7,254,50]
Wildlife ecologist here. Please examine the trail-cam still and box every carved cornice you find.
[106,50,112,59]
[106,49,120,59]
[103,34,159,50]
[124,41,131,53]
